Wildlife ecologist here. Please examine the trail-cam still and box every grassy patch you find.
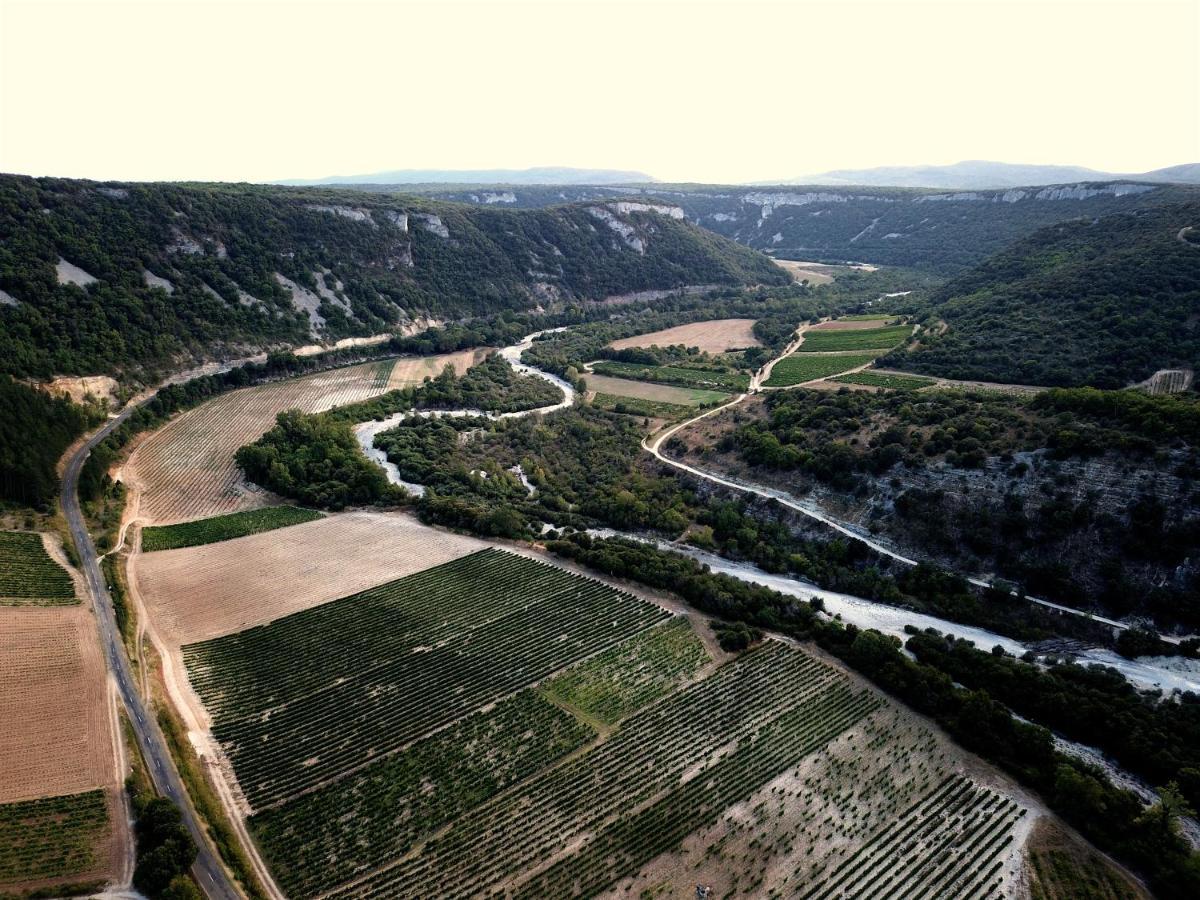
[592,393,699,420]
[764,353,883,387]
[539,618,709,726]
[0,531,76,605]
[0,791,108,885]
[141,506,324,552]
[840,313,899,322]
[590,360,749,392]
[830,371,935,390]
[799,324,913,352]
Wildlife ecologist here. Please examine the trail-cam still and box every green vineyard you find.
[829,371,936,390]
[0,789,108,885]
[324,643,881,899]
[0,531,76,605]
[764,353,883,387]
[250,690,595,898]
[798,324,914,353]
[539,616,709,725]
[183,549,667,808]
[590,359,750,391]
[141,506,324,551]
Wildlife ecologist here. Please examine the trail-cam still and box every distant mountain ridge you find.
[763,160,1200,189]
[278,166,657,186]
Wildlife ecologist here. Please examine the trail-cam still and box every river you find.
[351,330,1200,696]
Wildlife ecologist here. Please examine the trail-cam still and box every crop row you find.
[764,353,883,387]
[538,616,709,725]
[0,789,107,883]
[591,360,750,391]
[250,690,595,898]
[798,324,914,353]
[798,774,1025,899]
[140,506,323,551]
[0,531,75,605]
[325,643,859,899]
[830,371,935,390]
[185,550,667,807]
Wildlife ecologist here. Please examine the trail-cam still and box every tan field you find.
[608,319,760,354]
[386,348,491,389]
[125,359,397,525]
[0,606,118,803]
[771,259,835,284]
[131,510,487,646]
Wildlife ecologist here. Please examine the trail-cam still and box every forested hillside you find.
[885,201,1200,387]
[0,176,784,379]
[355,180,1191,271]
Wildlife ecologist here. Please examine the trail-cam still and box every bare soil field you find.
[772,259,835,284]
[125,359,397,525]
[386,348,490,389]
[585,373,728,406]
[0,606,119,805]
[131,510,487,646]
[608,319,760,354]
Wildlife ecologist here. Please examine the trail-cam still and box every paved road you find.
[61,404,242,900]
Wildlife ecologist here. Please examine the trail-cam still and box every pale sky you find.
[1,0,1197,184]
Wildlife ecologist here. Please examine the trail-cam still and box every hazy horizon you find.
[2,0,1198,184]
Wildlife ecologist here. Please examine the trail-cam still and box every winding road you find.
[62,405,244,899]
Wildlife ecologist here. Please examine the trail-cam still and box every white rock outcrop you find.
[56,258,97,286]
[305,204,376,225]
[274,273,325,332]
[414,214,449,238]
[587,206,645,254]
[142,270,175,294]
[0,289,19,307]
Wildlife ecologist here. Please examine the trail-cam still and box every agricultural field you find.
[0,790,112,892]
[1026,821,1148,900]
[810,316,900,330]
[124,358,398,525]
[539,616,710,726]
[132,510,485,645]
[385,347,490,389]
[591,392,695,420]
[608,318,761,354]
[0,606,120,894]
[140,506,323,551]
[182,549,669,810]
[590,359,750,391]
[771,259,836,285]
[585,372,729,407]
[798,323,914,353]
[0,531,76,606]
[763,352,883,387]
[829,371,936,390]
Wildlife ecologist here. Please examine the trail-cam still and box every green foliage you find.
[886,201,1200,387]
[131,796,197,899]
[251,691,594,898]
[762,352,882,386]
[539,617,709,724]
[235,410,401,511]
[141,507,323,552]
[0,376,98,509]
[797,323,913,352]
[711,620,762,652]
[590,393,694,419]
[0,176,783,378]
[0,791,108,886]
[0,531,76,605]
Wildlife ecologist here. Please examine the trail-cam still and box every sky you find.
[1,0,1197,184]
